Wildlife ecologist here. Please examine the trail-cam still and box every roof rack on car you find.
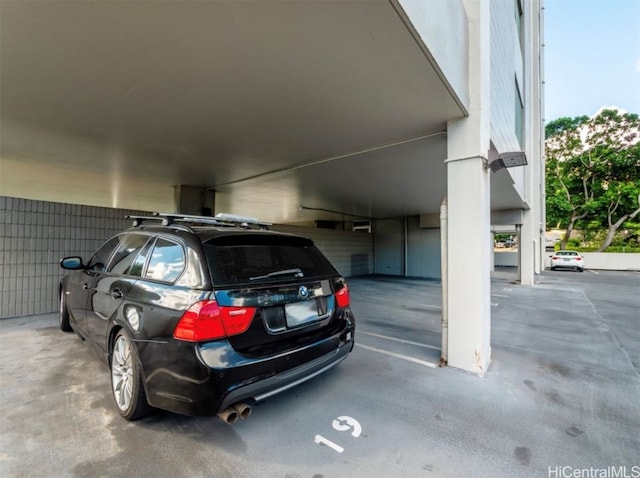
[126,212,272,230]
[211,213,272,230]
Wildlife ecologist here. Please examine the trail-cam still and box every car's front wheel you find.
[59,289,72,332]
[111,330,153,420]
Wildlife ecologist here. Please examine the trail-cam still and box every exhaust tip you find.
[217,407,239,424]
[232,402,252,420]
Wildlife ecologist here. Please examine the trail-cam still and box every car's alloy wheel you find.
[111,330,152,420]
[59,290,72,332]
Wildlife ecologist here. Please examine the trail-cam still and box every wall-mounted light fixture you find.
[488,151,528,172]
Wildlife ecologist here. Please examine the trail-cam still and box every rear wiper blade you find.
[249,268,304,281]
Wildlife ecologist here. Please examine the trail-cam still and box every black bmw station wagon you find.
[59,213,355,422]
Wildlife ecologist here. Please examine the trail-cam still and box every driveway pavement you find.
[1,270,638,478]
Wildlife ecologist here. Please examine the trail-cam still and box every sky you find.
[544,0,640,121]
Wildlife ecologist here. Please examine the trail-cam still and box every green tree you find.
[545,116,590,249]
[545,109,640,251]
[589,141,640,251]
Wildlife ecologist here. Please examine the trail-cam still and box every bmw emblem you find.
[298,285,309,299]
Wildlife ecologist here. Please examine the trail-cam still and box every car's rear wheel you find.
[111,330,153,420]
[578,268,584,272]
[59,289,72,332]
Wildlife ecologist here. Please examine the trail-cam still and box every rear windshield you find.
[203,234,338,286]
[557,251,578,256]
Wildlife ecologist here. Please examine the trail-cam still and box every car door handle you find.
[111,289,124,300]
[82,283,89,290]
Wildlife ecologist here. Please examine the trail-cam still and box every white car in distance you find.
[550,250,585,272]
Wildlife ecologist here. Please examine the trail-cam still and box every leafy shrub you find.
[566,238,581,248]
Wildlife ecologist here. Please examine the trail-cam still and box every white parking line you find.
[358,331,440,351]
[589,269,599,275]
[355,343,439,368]
[414,303,442,309]
[492,293,509,298]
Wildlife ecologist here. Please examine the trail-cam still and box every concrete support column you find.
[173,185,214,216]
[524,0,544,276]
[490,231,495,272]
[443,0,491,375]
[520,210,535,284]
[445,155,492,374]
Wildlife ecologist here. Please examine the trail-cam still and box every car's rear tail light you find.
[334,279,350,308]
[174,300,256,342]
[552,256,558,260]
[576,257,582,261]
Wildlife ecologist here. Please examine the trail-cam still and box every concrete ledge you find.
[494,251,517,267]
[544,252,640,271]
[496,250,640,271]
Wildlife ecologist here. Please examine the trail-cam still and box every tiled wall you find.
[0,197,148,319]
[0,196,373,319]
[274,225,373,278]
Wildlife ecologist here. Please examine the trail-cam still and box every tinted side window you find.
[87,237,120,272]
[107,234,152,275]
[145,239,185,283]
[127,238,154,277]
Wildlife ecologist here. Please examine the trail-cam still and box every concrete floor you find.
[1,270,639,478]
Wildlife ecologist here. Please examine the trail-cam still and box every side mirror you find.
[60,256,85,270]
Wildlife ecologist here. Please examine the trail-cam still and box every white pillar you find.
[523,0,544,279]
[445,154,492,375]
[440,198,449,364]
[520,210,535,284]
[444,0,492,375]
[490,231,495,272]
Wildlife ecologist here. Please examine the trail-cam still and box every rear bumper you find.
[139,321,355,416]
[216,337,353,411]
[551,262,583,269]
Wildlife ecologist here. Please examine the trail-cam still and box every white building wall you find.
[521,0,544,280]
[397,0,469,109]
[487,0,544,284]
[407,217,441,279]
[373,218,404,276]
[488,0,528,205]
[489,0,523,154]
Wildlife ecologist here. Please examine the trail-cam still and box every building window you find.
[515,0,524,57]
[515,77,524,148]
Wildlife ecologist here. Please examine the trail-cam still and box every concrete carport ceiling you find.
[0,0,465,223]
